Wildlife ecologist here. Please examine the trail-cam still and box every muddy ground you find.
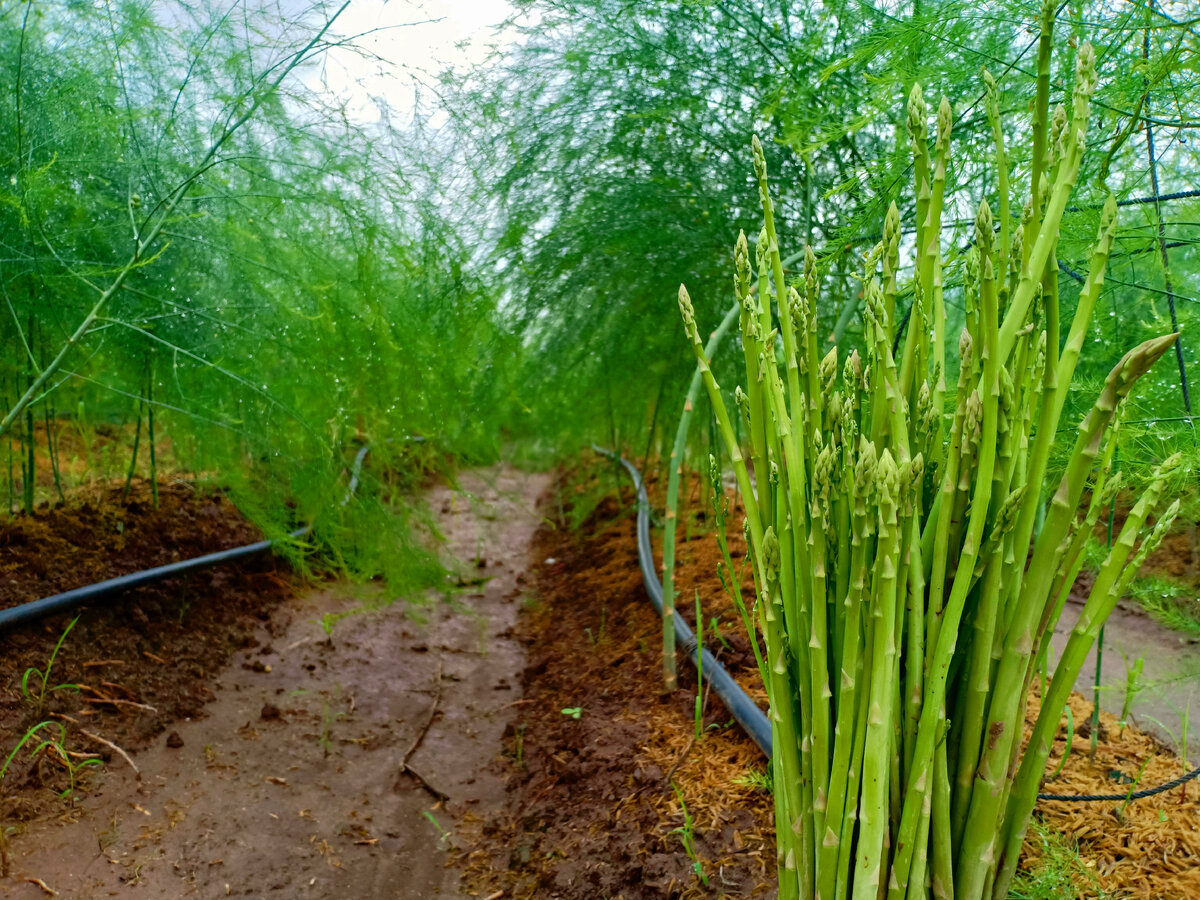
[1049,595,1200,750]
[1,467,546,898]
[456,472,773,900]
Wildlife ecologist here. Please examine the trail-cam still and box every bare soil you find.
[1,478,292,771]
[458,467,774,900]
[1,467,546,899]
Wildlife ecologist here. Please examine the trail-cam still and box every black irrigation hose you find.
[0,530,309,632]
[1037,763,1200,802]
[0,445,373,633]
[594,445,773,756]
[597,447,1200,804]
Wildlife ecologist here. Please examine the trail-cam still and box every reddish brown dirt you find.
[458,469,774,900]
[1093,499,1200,625]
[2,466,544,898]
[1,478,292,821]
[0,477,262,607]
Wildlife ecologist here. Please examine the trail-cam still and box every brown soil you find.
[3,419,176,505]
[458,469,773,900]
[1,477,292,819]
[1094,499,1200,628]
[461,460,1200,900]
[2,466,545,898]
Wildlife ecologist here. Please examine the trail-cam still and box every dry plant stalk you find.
[676,7,1181,899]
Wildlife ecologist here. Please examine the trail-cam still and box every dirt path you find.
[3,466,547,899]
[1051,596,1200,751]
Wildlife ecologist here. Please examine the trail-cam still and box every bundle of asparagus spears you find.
[676,10,1180,899]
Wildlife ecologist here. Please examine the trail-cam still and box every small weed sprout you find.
[318,684,346,757]
[421,810,451,847]
[0,718,100,868]
[669,782,708,886]
[318,612,337,640]
[512,723,526,769]
[1118,755,1156,819]
[1,721,66,785]
[733,766,774,794]
[313,610,349,643]
[1118,651,1147,736]
[560,706,582,720]
[1049,705,1074,781]
[21,615,82,718]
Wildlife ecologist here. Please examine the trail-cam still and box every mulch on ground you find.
[1027,688,1200,899]
[0,476,294,837]
[460,458,1200,900]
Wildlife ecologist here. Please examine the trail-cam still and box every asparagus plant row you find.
[675,11,1180,899]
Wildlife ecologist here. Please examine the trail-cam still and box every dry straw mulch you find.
[1026,688,1200,899]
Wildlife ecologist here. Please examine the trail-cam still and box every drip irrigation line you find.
[595,446,1200,805]
[344,442,371,499]
[0,531,308,632]
[0,445,373,633]
[1037,763,1200,802]
[593,445,773,756]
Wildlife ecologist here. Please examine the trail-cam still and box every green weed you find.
[669,782,708,886]
[20,615,82,718]
[1007,822,1110,899]
[313,609,359,642]
[1,720,101,803]
[1118,651,1147,736]
[512,723,526,769]
[421,810,451,847]
[318,684,347,757]
[1048,705,1074,781]
[733,766,774,795]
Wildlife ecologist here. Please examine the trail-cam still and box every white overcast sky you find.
[304,0,517,124]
